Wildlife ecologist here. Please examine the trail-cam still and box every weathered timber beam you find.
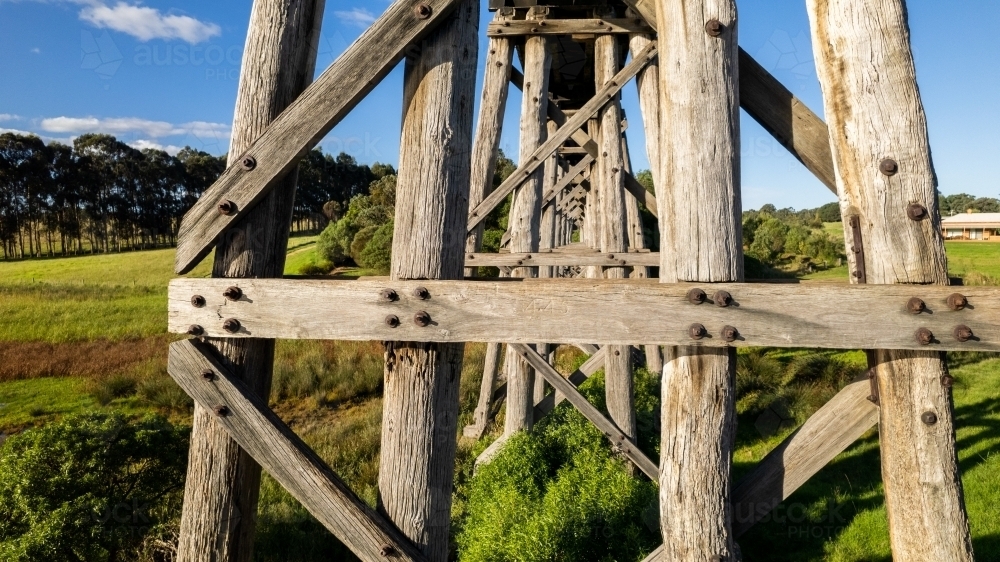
[621,0,837,193]
[467,42,657,233]
[465,252,659,267]
[167,339,427,562]
[488,18,653,36]
[533,347,607,418]
[174,0,463,274]
[511,343,659,480]
[542,156,592,205]
[168,278,1000,352]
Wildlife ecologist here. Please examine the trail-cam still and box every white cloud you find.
[79,1,221,44]
[30,47,41,54]
[334,7,376,28]
[0,114,21,122]
[130,139,182,155]
[40,116,230,139]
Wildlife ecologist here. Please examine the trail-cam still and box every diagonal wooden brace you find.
[167,339,427,562]
[174,0,464,274]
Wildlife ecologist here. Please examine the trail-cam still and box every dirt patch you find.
[0,336,172,381]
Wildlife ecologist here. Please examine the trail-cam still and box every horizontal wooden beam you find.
[168,278,1000,352]
[488,18,654,37]
[173,0,462,274]
[543,156,592,206]
[167,339,426,562]
[465,252,659,267]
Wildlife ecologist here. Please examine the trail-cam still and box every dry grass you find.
[0,335,173,382]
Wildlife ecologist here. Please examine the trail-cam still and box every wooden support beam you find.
[466,252,659,267]
[467,41,658,233]
[173,0,464,274]
[542,155,592,205]
[487,18,653,37]
[533,347,607,418]
[464,342,503,439]
[168,340,427,562]
[169,278,1000,352]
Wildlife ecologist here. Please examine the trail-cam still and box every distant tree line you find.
[0,131,387,260]
[938,193,1000,216]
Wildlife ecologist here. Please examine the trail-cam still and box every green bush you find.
[316,218,356,265]
[349,225,379,264]
[89,373,139,405]
[359,221,393,273]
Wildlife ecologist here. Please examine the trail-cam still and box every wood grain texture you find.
[464,342,502,439]
[465,252,659,267]
[539,120,559,279]
[533,347,607,418]
[808,0,973,559]
[487,18,653,37]
[177,1,324,560]
[379,3,478,559]
[169,340,427,562]
[174,0,462,274]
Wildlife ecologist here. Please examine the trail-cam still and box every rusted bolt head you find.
[380,545,397,557]
[906,297,926,314]
[687,288,707,305]
[223,318,241,333]
[201,369,215,381]
[879,158,899,176]
[191,295,206,308]
[414,3,432,18]
[214,405,230,417]
[915,327,934,346]
[907,203,928,221]
[921,411,938,425]
[954,324,974,343]
[947,293,968,311]
[223,286,243,301]
[381,289,398,302]
[713,290,733,308]
[414,311,431,327]
[412,286,430,300]
[614,350,621,356]
[689,323,707,340]
[385,315,400,328]
[187,324,205,336]
[941,375,955,388]
[705,19,723,37]
[241,156,257,171]
[217,200,237,216]
[721,326,739,343]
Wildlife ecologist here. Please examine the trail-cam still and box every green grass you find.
[946,241,1000,279]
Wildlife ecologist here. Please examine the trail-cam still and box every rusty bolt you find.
[713,290,733,308]
[947,293,968,311]
[223,318,241,333]
[614,350,621,356]
[191,295,206,308]
[414,311,431,327]
[217,200,236,216]
[907,203,928,221]
[921,411,938,425]
[879,158,899,176]
[223,286,243,301]
[906,297,926,314]
[381,289,398,302]
[915,327,934,346]
[380,545,398,557]
[954,325,974,343]
[941,374,955,388]
[721,326,739,343]
[687,288,707,305]
[201,369,216,381]
[241,156,256,171]
[705,19,723,37]
[385,315,400,328]
[689,323,707,340]
[412,286,430,300]
[414,3,432,19]
[214,405,230,417]
[187,324,204,336]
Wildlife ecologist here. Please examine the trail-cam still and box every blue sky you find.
[1,0,998,210]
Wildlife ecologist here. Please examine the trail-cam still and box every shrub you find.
[89,373,139,405]
[137,376,193,411]
[316,218,355,265]
[359,221,393,273]
[349,225,378,264]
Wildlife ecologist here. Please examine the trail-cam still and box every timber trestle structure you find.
[166,0,978,560]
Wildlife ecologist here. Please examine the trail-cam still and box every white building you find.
[941,212,1000,241]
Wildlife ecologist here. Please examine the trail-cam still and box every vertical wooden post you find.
[504,7,550,435]
[583,118,602,279]
[380,1,479,559]
[539,121,559,280]
[655,0,741,559]
[621,131,648,279]
[176,1,324,560]
[807,1,974,559]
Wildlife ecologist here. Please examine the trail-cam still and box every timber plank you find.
[465,252,659,267]
[487,18,653,37]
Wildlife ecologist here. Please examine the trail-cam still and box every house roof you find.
[941,213,1000,227]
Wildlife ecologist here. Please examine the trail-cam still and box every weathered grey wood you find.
[621,131,648,280]
[379,2,478,559]
[464,342,503,439]
[465,252,659,267]
[808,1,974,559]
[533,347,607,418]
[465,9,514,278]
[655,0,741,558]
[170,279,1000,352]
[542,156,593,205]
[169,340,427,562]
[467,41,658,233]
[539,120,559,279]
[174,0,463,274]
[176,1,324,559]
[511,344,659,480]
[487,18,653,37]
[732,375,879,536]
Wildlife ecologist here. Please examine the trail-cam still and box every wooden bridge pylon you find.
[166,0,977,560]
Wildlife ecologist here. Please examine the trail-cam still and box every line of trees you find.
[0,131,386,260]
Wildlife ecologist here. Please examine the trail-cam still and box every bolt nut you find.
[705,19,723,37]
[947,293,968,311]
[385,315,400,328]
[214,405,230,417]
[381,289,398,302]
[414,311,431,327]
[412,286,430,300]
[689,323,707,340]
[380,545,398,557]
[217,200,237,216]
[687,288,707,305]
[191,295,206,308]
[906,297,926,314]
[713,290,733,308]
[879,158,899,176]
[201,369,216,381]
[921,411,938,425]
[187,324,205,336]
[223,286,243,301]
[954,324,974,343]
[907,203,928,221]
[223,318,241,333]
[721,326,739,343]
[414,3,432,19]
[241,156,257,171]
[915,327,934,346]
[941,375,955,388]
